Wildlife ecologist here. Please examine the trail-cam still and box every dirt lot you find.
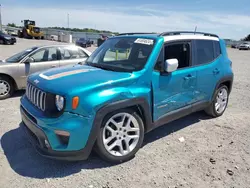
[0,39,250,188]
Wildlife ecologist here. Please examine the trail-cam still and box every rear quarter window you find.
[213,41,221,58]
[194,39,218,66]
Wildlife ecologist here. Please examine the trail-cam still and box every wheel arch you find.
[95,98,153,133]
[0,73,18,90]
[211,75,233,102]
[84,97,152,153]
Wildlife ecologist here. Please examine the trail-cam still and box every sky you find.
[1,0,249,40]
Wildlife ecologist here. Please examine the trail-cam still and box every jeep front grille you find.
[26,83,46,111]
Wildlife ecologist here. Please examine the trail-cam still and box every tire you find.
[0,76,14,100]
[205,85,229,117]
[95,109,144,163]
[0,39,4,45]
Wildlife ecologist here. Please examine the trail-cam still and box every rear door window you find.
[60,46,87,60]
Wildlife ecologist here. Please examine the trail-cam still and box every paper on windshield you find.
[134,38,154,45]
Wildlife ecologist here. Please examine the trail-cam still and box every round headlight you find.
[55,95,64,111]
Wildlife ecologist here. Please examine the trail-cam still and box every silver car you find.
[239,42,250,50]
[0,44,91,99]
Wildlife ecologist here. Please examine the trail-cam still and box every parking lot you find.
[0,39,250,188]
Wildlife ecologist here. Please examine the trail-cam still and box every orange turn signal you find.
[72,96,79,110]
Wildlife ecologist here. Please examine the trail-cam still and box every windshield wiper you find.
[89,63,117,71]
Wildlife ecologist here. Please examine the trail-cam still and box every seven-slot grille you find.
[26,83,46,111]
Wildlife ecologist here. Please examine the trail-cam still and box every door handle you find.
[51,65,57,68]
[213,68,220,75]
[184,74,195,80]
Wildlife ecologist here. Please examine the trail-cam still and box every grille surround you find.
[26,83,46,111]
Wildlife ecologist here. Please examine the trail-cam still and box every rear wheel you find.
[96,109,144,163]
[0,76,14,100]
[0,39,4,44]
[205,85,229,117]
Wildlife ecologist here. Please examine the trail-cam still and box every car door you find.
[18,47,60,88]
[192,39,223,102]
[58,46,89,67]
[152,41,197,121]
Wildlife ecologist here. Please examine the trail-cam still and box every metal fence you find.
[2,25,113,44]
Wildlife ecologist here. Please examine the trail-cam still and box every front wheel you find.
[0,39,5,44]
[205,85,229,117]
[0,76,14,100]
[95,109,144,163]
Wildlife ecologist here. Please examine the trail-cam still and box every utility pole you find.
[67,13,69,29]
[0,4,2,31]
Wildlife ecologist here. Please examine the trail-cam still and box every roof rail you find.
[117,32,157,36]
[159,31,219,38]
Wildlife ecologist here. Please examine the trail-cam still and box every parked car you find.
[238,42,250,50]
[6,29,18,36]
[231,43,240,49]
[0,44,91,99]
[75,38,92,48]
[20,31,233,163]
[0,30,17,45]
[50,35,58,41]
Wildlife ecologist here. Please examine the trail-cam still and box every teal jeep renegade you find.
[20,31,233,163]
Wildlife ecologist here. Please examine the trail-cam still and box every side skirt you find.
[147,101,209,132]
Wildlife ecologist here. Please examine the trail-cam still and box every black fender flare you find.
[212,74,234,101]
[83,97,152,155]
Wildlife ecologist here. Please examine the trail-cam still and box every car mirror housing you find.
[164,59,178,73]
[24,57,34,63]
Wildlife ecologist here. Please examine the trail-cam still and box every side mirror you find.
[164,58,178,73]
[24,57,34,63]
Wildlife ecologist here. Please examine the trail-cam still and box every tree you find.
[7,23,17,27]
[244,34,250,41]
[47,26,119,35]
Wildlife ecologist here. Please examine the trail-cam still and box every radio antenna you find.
[194,26,197,34]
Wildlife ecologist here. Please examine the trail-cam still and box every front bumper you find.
[5,37,16,44]
[239,46,250,50]
[20,96,96,161]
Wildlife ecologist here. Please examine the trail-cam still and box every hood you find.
[0,60,11,65]
[1,33,12,38]
[240,43,250,46]
[28,64,136,95]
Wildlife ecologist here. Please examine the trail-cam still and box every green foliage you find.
[47,26,119,35]
[243,34,250,41]
[7,23,17,27]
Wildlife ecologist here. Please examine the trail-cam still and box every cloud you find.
[2,5,249,40]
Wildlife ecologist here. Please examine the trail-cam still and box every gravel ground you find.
[0,39,250,188]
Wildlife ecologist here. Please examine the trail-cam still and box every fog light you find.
[44,139,50,148]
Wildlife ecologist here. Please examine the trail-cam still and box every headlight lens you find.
[4,37,11,40]
[55,95,64,111]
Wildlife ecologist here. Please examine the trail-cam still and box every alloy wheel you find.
[0,80,10,97]
[102,112,140,157]
[215,88,228,114]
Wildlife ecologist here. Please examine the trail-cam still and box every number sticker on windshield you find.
[134,38,154,45]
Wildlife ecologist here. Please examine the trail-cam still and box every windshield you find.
[86,37,155,72]
[33,27,40,32]
[5,47,38,63]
